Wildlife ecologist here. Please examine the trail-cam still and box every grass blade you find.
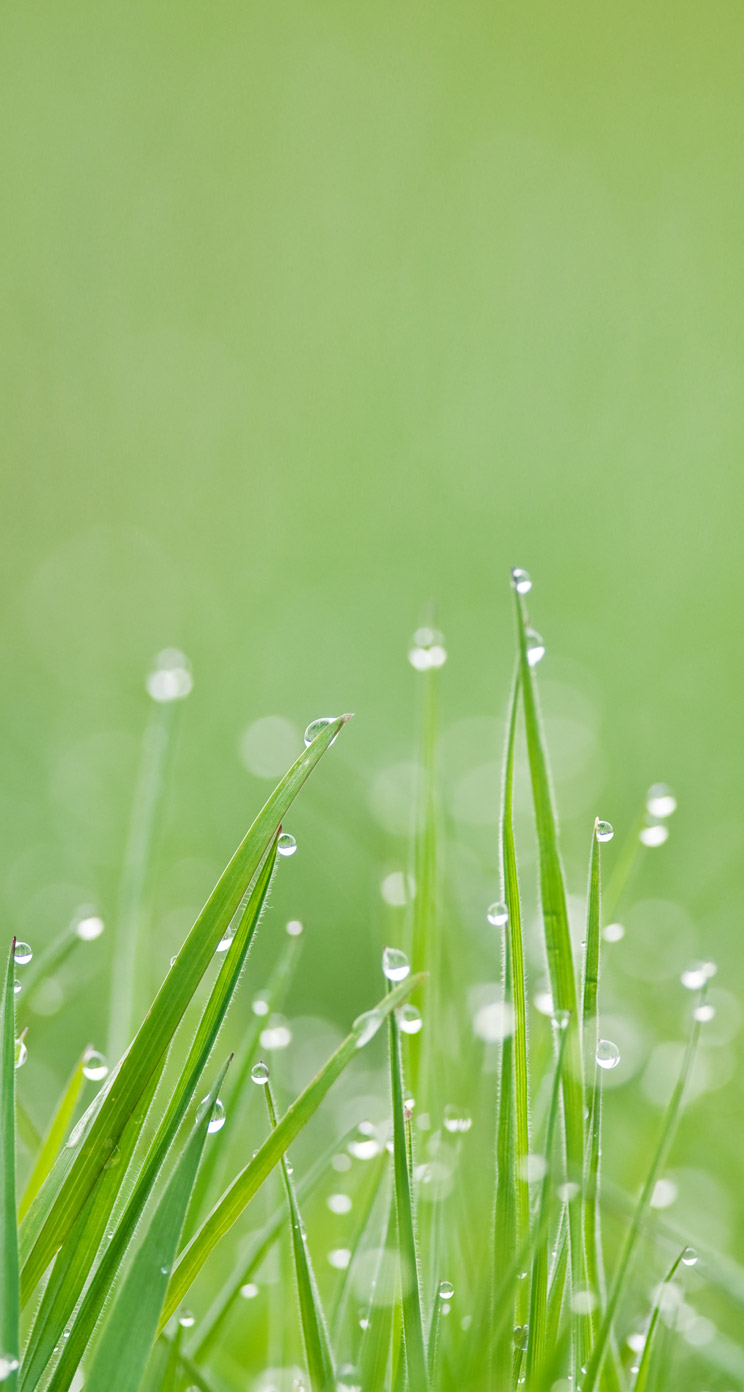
[359,1183,398,1391]
[18,1051,87,1221]
[83,1062,231,1392]
[388,982,428,1392]
[265,1077,336,1390]
[1,940,20,1391]
[633,1248,686,1392]
[19,714,348,1303]
[159,972,423,1327]
[524,1022,569,1384]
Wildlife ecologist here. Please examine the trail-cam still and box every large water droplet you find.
[486,901,509,928]
[525,629,545,666]
[513,1324,528,1350]
[646,783,677,818]
[681,1246,698,1266]
[197,1095,226,1132]
[304,717,338,747]
[681,961,717,990]
[215,928,235,954]
[348,1122,381,1160]
[178,1309,196,1328]
[438,1280,455,1299]
[596,1039,620,1070]
[82,1050,109,1082]
[443,1105,472,1134]
[0,1355,20,1380]
[146,649,193,702]
[13,980,21,997]
[407,627,447,671]
[640,822,669,847]
[353,1008,385,1048]
[277,833,297,857]
[398,1004,422,1035]
[596,820,614,843]
[239,1282,259,1299]
[75,913,105,941]
[14,1039,27,1069]
[511,568,532,595]
[14,942,32,966]
[694,1003,715,1023]
[251,1062,269,1086]
[382,946,410,982]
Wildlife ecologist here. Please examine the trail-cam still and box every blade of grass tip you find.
[492,664,530,1368]
[184,930,303,1240]
[82,1060,231,1392]
[41,843,278,1392]
[524,1021,569,1386]
[193,1123,360,1362]
[108,692,178,1064]
[159,972,423,1328]
[18,1051,87,1220]
[512,578,586,1334]
[19,715,348,1304]
[264,1075,336,1391]
[581,994,706,1392]
[632,1248,686,1392]
[1,941,20,1390]
[388,979,428,1392]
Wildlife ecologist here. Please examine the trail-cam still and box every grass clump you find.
[1,577,733,1391]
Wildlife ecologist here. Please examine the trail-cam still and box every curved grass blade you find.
[633,1248,686,1392]
[265,1077,336,1391]
[19,714,348,1304]
[524,1022,569,1385]
[581,999,705,1392]
[82,1062,230,1392]
[159,972,423,1328]
[388,983,428,1392]
[1,940,20,1391]
[18,1051,87,1221]
[42,842,278,1392]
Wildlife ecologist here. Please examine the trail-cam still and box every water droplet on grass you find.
[603,922,625,943]
[439,1280,455,1299]
[83,1050,108,1082]
[525,629,545,666]
[596,1039,620,1069]
[513,1324,528,1349]
[277,833,297,857]
[14,942,32,965]
[327,1193,353,1214]
[486,901,509,928]
[239,1282,259,1298]
[251,1062,269,1085]
[399,1004,422,1035]
[146,649,193,702]
[75,914,105,941]
[14,1040,27,1069]
[252,991,270,1016]
[216,928,235,953]
[0,1355,20,1380]
[348,1122,380,1160]
[640,822,669,847]
[511,568,532,594]
[198,1096,226,1132]
[13,980,21,997]
[304,717,338,747]
[681,961,717,989]
[646,783,677,818]
[178,1309,196,1328]
[443,1106,472,1134]
[353,1008,384,1047]
[596,820,614,842]
[552,1009,571,1031]
[681,1247,698,1266]
[382,947,409,982]
[328,1248,352,1269]
[694,1004,715,1023]
[286,918,304,936]
[260,1015,292,1050]
[408,627,447,671]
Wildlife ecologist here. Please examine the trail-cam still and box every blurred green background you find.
[2,0,743,1375]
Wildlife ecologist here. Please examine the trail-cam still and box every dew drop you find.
[681,1246,698,1266]
[602,922,625,943]
[353,1008,384,1048]
[552,1009,571,1031]
[486,901,509,928]
[14,942,32,966]
[14,1039,27,1069]
[75,914,105,941]
[525,629,545,666]
[328,1248,352,1270]
[557,1181,580,1203]
[511,568,532,595]
[178,1309,196,1328]
[596,820,614,843]
[534,991,554,1016]
[439,1280,455,1299]
[239,1282,259,1299]
[596,1039,620,1070]
[198,1096,226,1132]
[286,918,304,936]
[215,928,235,954]
[694,1004,715,1023]
[82,1050,109,1082]
[646,783,677,818]
[382,946,410,982]
[348,1122,381,1160]
[251,1062,269,1086]
[0,1355,20,1380]
[327,1193,353,1214]
[681,961,717,990]
[13,980,21,997]
[443,1105,472,1134]
[277,833,297,857]
[513,1323,528,1350]
[67,1116,87,1148]
[570,1287,598,1314]
[407,627,447,671]
[640,822,669,847]
[304,717,338,747]
[399,1004,423,1035]
[259,1015,292,1050]
[146,648,193,703]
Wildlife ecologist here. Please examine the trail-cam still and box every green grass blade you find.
[1,940,20,1391]
[329,1148,388,1346]
[633,1249,685,1392]
[359,1182,398,1392]
[409,639,441,1091]
[581,1000,705,1392]
[524,1022,569,1385]
[388,984,428,1392]
[83,1062,230,1392]
[265,1077,336,1391]
[18,1051,87,1221]
[160,972,422,1328]
[42,841,278,1392]
[19,714,347,1303]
